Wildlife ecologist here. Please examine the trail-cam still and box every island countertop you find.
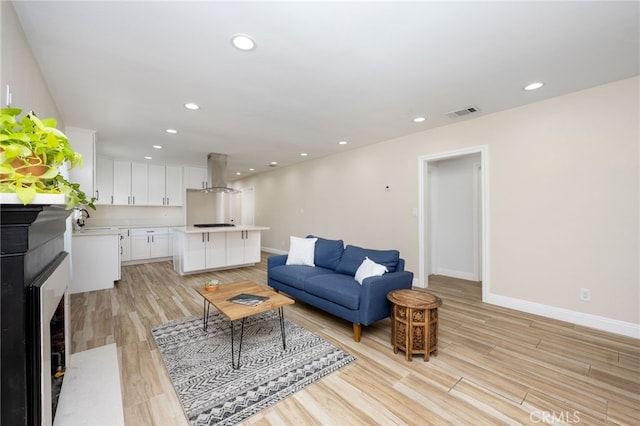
[173,225,270,233]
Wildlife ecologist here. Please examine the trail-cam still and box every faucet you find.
[75,208,90,228]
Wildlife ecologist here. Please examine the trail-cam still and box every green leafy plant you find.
[0,107,95,209]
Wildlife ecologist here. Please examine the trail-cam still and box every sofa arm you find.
[358,271,413,325]
[267,254,288,270]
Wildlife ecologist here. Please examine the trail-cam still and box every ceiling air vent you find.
[446,106,479,118]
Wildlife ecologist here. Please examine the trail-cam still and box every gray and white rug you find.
[151,311,356,426]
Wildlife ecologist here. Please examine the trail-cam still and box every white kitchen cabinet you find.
[165,166,183,206]
[66,127,96,203]
[130,162,148,205]
[112,160,132,205]
[226,230,261,265]
[147,164,166,206]
[131,228,169,260]
[181,232,226,272]
[148,165,183,206]
[95,156,114,205]
[71,231,120,294]
[183,166,208,190]
[119,228,131,262]
[174,228,266,275]
[112,161,148,205]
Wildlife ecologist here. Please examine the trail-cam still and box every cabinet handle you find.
[96,189,99,201]
[110,195,113,205]
[133,196,136,205]
[202,233,205,243]
[167,197,170,205]
[128,196,131,205]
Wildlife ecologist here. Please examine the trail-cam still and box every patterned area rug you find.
[151,311,356,426]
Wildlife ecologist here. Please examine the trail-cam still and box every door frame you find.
[417,145,490,301]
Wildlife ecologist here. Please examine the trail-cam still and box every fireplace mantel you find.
[1,203,71,425]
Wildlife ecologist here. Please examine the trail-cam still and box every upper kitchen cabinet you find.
[149,165,183,206]
[113,161,148,205]
[66,127,96,201]
[131,162,149,205]
[95,156,114,205]
[183,166,208,190]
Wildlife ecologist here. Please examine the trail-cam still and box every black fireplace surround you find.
[1,204,69,425]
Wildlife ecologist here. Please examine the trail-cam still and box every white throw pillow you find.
[286,236,317,266]
[354,256,388,284]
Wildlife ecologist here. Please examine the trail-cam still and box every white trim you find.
[0,193,67,205]
[435,268,476,281]
[472,162,482,282]
[486,293,640,339]
[418,145,490,298]
[262,246,287,255]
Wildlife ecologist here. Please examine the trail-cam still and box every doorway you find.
[418,146,489,301]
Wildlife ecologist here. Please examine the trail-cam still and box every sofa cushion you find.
[354,256,388,284]
[335,245,400,276]
[307,235,344,270]
[305,274,361,310]
[286,236,317,266]
[269,264,334,290]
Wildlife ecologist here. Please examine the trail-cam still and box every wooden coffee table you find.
[196,280,294,369]
[387,289,442,361]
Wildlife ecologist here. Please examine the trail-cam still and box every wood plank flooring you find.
[70,255,640,425]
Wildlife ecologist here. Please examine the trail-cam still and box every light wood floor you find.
[70,254,640,425]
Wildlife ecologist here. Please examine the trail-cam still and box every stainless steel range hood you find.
[202,153,240,193]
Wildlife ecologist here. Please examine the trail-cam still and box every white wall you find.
[429,154,480,280]
[1,2,61,122]
[238,77,639,336]
[85,205,183,228]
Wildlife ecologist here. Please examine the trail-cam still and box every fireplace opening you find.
[50,297,66,417]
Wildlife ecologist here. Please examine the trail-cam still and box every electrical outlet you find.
[580,288,591,301]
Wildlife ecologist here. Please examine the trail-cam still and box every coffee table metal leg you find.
[278,307,286,349]
[230,318,246,369]
[202,299,210,331]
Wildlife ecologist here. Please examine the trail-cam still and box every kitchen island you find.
[172,225,270,275]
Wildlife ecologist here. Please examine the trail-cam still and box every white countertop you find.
[72,227,121,236]
[173,225,270,233]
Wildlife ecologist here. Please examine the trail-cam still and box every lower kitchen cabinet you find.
[226,230,261,265]
[182,232,226,272]
[119,228,131,262]
[71,231,120,294]
[173,227,266,275]
[131,228,170,261]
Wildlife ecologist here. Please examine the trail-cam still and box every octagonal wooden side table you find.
[387,289,443,361]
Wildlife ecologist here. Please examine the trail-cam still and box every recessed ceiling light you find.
[300,152,308,156]
[338,140,348,145]
[249,168,255,171]
[144,156,152,160]
[165,129,177,134]
[524,82,544,91]
[413,116,426,123]
[236,172,241,176]
[231,34,256,51]
[153,145,162,149]
[269,161,278,167]
[184,102,200,110]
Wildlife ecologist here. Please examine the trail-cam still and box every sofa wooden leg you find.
[353,323,362,342]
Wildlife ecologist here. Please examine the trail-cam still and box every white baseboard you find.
[262,246,287,255]
[435,267,477,281]
[486,293,640,339]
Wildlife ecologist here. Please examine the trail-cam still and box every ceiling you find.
[12,1,640,180]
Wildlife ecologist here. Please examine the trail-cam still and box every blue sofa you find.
[267,236,413,342]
